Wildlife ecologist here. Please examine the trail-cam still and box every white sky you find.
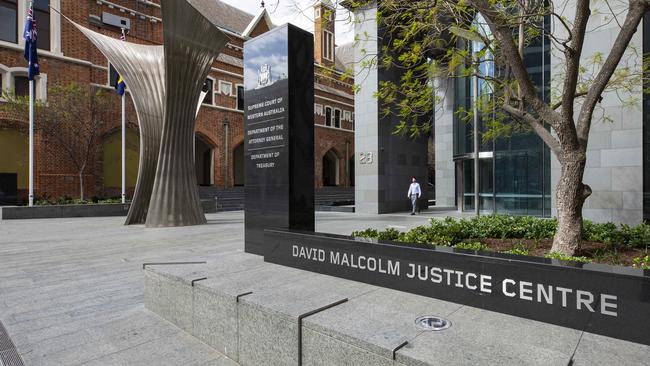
[220,0,356,45]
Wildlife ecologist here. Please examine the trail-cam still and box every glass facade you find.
[453,15,552,216]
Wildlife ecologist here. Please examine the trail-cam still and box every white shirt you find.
[408,182,421,198]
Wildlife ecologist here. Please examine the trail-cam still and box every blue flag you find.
[115,29,126,96]
[23,2,39,81]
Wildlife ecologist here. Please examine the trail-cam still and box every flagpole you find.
[29,79,34,207]
[121,93,126,204]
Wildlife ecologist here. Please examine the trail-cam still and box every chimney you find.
[314,1,335,68]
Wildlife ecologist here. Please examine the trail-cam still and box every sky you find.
[220,0,355,45]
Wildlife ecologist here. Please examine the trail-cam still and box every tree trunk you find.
[551,152,591,255]
[79,170,84,201]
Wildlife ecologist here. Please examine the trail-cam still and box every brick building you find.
[0,0,354,204]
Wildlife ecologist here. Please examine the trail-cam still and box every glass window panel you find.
[202,79,213,105]
[14,76,29,97]
[463,159,474,211]
[237,85,244,111]
[334,109,340,128]
[0,0,17,44]
[109,64,118,87]
[325,107,332,126]
[479,158,494,212]
[34,0,50,51]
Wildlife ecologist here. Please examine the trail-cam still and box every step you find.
[145,259,584,366]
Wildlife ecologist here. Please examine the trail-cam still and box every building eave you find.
[241,9,274,38]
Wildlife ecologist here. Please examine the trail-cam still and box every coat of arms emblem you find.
[257,64,272,88]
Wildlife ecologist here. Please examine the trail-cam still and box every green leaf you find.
[449,25,484,42]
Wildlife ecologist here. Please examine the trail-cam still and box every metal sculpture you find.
[146,0,228,227]
[66,0,228,227]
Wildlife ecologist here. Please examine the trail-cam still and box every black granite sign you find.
[243,25,314,255]
[264,229,650,345]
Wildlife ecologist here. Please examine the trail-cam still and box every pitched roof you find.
[188,0,256,35]
[242,8,273,37]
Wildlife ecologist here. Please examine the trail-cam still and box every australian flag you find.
[23,2,40,81]
[115,29,126,96]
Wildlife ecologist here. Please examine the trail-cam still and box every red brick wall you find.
[0,0,354,201]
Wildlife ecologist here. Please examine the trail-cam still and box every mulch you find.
[479,238,645,267]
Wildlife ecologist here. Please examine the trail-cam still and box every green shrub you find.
[544,252,590,263]
[582,220,622,244]
[502,243,530,256]
[399,226,434,245]
[632,255,650,269]
[522,217,557,240]
[377,227,401,241]
[351,227,401,241]
[620,224,650,249]
[351,228,379,239]
[34,196,124,206]
[352,216,649,252]
[502,248,530,256]
[454,241,489,251]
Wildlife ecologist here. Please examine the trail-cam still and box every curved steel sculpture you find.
[146,0,228,227]
[66,0,228,227]
[71,24,165,225]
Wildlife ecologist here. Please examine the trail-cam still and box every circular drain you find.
[415,316,451,331]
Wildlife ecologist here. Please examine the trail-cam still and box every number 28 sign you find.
[359,152,374,165]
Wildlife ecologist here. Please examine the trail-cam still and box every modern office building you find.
[0,0,354,204]
[350,1,646,224]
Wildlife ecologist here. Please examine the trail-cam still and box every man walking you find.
[407,177,421,215]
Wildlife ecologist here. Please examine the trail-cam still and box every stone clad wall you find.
[353,5,380,213]
[434,76,456,208]
[550,0,644,224]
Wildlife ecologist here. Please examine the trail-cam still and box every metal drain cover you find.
[415,316,451,331]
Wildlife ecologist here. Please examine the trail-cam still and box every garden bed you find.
[1,199,217,220]
[352,215,650,268]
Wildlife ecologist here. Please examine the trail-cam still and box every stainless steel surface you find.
[145,0,228,227]
[68,0,228,227]
[415,315,452,331]
[72,23,165,225]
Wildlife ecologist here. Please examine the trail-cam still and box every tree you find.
[345,0,647,255]
[2,83,110,201]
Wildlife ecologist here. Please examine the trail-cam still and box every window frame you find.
[334,108,341,128]
[325,106,332,127]
[33,0,51,51]
[314,103,323,116]
[236,84,244,111]
[108,62,119,87]
[6,67,47,101]
[202,77,215,105]
[219,80,233,96]
[0,0,18,44]
[322,30,334,61]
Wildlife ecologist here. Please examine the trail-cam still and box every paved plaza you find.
[0,211,649,365]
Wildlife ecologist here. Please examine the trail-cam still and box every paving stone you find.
[396,306,582,366]
[1,211,647,366]
[303,288,462,360]
[571,332,650,366]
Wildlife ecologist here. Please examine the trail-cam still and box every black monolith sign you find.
[243,24,314,255]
